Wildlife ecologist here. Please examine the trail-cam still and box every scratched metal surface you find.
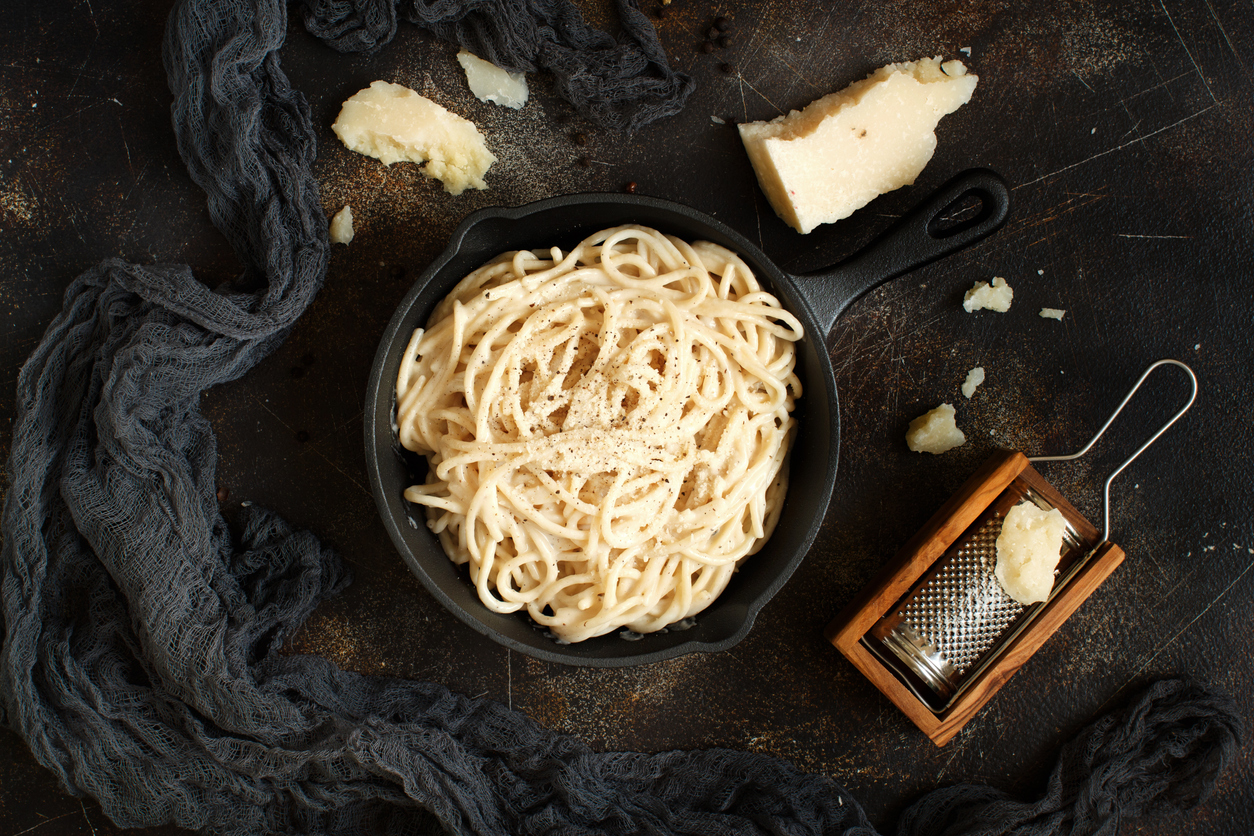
[1,0,1251,833]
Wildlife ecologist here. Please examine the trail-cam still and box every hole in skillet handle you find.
[914,169,1010,248]
[800,169,1011,335]
[927,191,993,237]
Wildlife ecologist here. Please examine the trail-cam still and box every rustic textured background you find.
[2,0,1250,833]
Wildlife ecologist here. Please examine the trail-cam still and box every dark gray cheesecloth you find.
[0,0,1241,834]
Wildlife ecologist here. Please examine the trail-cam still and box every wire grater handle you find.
[1029,359,1198,543]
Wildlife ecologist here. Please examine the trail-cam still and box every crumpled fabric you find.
[0,0,1240,833]
[893,678,1242,836]
[301,0,695,133]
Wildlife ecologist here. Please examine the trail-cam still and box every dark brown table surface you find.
[3,1,1251,833]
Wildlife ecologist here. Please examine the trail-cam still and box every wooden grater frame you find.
[824,449,1126,746]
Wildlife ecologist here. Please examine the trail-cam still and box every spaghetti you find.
[396,225,803,642]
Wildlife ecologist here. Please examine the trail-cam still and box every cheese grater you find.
[864,476,1095,713]
[826,360,1197,746]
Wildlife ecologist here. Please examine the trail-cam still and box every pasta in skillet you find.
[396,225,803,642]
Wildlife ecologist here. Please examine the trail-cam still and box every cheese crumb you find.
[737,57,978,234]
[961,366,984,398]
[332,80,496,195]
[456,50,528,109]
[905,403,966,454]
[995,501,1068,604]
[1039,307,1066,320]
[963,276,1013,312]
[329,205,354,245]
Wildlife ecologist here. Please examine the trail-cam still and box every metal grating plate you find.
[898,513,1025,674]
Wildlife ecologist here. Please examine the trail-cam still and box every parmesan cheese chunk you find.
[905,403,966,454]
[457,50,528,109]
[332,80,496,195]
[995,501,1069,605]
[963,276,1013,312]
[329,205,354,245]
[961,366,984,398]
[737,57,977,234]
[1040,307,1066,320]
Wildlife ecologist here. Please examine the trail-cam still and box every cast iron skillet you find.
[365,169,1010,666]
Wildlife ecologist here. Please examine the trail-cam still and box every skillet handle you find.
[800,169,1010,335]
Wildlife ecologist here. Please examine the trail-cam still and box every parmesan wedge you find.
[738,57,977,234]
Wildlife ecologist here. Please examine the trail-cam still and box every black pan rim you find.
[364,191,841,667]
